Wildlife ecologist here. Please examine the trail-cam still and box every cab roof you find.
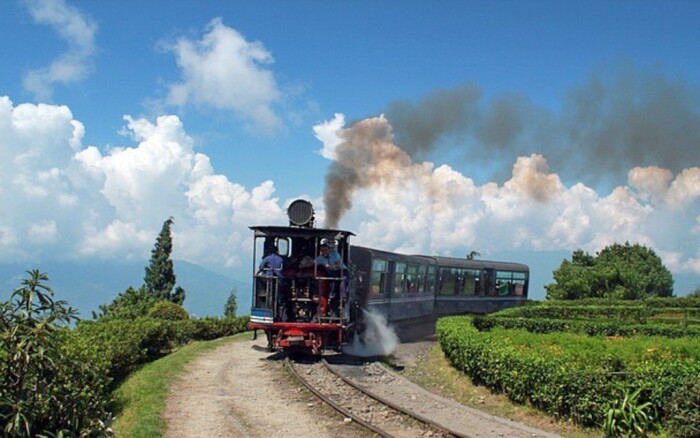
[250,225,355,240]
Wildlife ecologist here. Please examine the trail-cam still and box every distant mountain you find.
[0,260,251,319]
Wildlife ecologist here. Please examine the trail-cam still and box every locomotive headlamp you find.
[287,199,315,227]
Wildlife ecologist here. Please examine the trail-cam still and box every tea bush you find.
[665,376,700,438]
[437,315,700,432]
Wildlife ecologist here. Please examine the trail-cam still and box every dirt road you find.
[164,336,560,438]
[164,336,364,438]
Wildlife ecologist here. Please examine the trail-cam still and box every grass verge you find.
[398,344,601,438]
[111,331,252,437]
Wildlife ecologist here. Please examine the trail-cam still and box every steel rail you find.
[284,357,392,438]
[321,359,466,438]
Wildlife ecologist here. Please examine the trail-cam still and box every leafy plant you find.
[0,270,112,436]
[603,389,654,437]
[665,377,700,438]
[148,300,189,321]
[93,286,157,321]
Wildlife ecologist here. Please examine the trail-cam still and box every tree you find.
[93,286,156,321]
[686,287,700,298]
[144,217,185,304]
[546,242,673,300]
[224,287,238,318]
[466,251,481,260]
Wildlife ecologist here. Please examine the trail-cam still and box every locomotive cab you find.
[249,200,355,353]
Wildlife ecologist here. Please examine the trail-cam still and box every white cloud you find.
[313,114,700,276]
[1,100,699,285]
[314,113,345,159]
[0,97,283,269]
[22,0,97,100]
[164,17,283,132]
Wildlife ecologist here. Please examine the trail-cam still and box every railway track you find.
[285,355,465,438]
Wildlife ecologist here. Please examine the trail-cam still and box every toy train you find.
[249,199,529,354]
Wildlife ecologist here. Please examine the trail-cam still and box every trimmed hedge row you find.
[70,316,250,381]
[497,305,700,322]
[437,315,700,430]
[479,315,700,338]
[535,297,700,308]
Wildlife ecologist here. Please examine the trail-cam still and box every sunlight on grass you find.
[111,331,252,437]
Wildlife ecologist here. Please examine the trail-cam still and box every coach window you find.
[417,265,427,293]
[394,263,406,294]
[426,266,437,293]
[370,259,388,295]
[512,272,527,296]
[496,271,520,296]
[439,268,457,295]
[462,269,478,296]
[406,265,419,293]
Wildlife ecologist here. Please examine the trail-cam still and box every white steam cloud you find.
[343,309,400,357]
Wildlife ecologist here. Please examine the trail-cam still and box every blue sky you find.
[1,0,699,298]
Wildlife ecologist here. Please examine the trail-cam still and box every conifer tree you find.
[144,217,185,304]
[224,287,238,318]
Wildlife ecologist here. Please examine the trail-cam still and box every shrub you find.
[472,315,496,331]
[149,300,190,321]
[93,286,157,321]
[437,315,700,430]
[0,271,112,436]
[665,377,700,438]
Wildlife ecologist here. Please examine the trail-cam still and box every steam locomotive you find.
[249,200,529,354]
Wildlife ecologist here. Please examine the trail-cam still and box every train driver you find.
[257,245,288,321]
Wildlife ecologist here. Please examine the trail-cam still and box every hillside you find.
[0,260,251,319]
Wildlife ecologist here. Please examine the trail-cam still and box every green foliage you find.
[0,270,112,436]
[437,315,700,430]
[93,286,157,321]
[546,243,674,300]
[687,288,700,298]
[144,217,185,304]
[224,287,238,318]
[148,300,189,321]
[471,315,496,331]
[603,389,654,437]
[665,377,700,438]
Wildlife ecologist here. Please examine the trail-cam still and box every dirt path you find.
[164,336,364,438]
[165,336,559,438]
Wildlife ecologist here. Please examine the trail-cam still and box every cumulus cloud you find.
[1,95,699,285]
[22,0,97,100]
[0,97,284,268]
[163,17,283,132]
[315,114,700,276]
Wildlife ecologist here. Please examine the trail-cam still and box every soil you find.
[164,335,561,437]
[163,335,366,438]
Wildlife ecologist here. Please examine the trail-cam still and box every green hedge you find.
[71,316,250,382]
[480,315,700,338]
[538,297,700,308]
[497,304,700,323]
[437,315,700,430]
